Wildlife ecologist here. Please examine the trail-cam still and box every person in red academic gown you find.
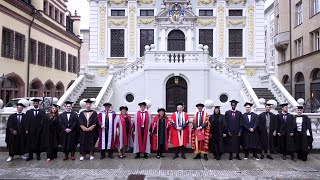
[294,106,313,161]
[114,106,132,158]
[78,99,98,161]
[242,102,260,160]
[191,103,210,161]
[5,103,28,162]
[151,108,170,159]
[170,103,190,159]
[98,103,116,159]
[133,102,152,159]
[277,103,296,161]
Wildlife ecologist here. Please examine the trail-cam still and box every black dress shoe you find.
[260,155,264,159]
[181,154,186,159]
[267,155,273,160]
[236,156,242,160]
[229,155,233,160]
[216,156,221,160]
[156,156,160,159]
[108,154,114,159]
[160,155,164,158]
[193,154,201,159]
[173,154,179,159]
[36,156,41,161]
[282,155,286,160]
[100,156,105,159]
[26,157,33,161]
[291,156,297,162]
[134,154,140,159]
[204,155,208,161]
[144,155,148,159]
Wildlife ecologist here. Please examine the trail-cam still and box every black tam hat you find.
[138,102,147,106]
[196,103,204,107]
[119,106,128,111]
[103,103,112,107]
[157,108,166,113]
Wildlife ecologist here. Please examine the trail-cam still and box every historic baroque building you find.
[0,0,81,104]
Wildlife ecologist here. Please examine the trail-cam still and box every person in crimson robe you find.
[25,98,47,161]
[151,108,170,159]
[209,106,225,160]
[242,102,260,160]
[258,103,277,160]
[224,99,243,160]
[170,103,190,159]
[5,103,28,162]
[294,106,313,161]
[98,103,116,159]
[133,102,152,159]
[78,99,98,161]
[191,103,210,161]
[277,103,296,161]
[59,101,79,160]
[114,106,132,158]
[45,104,60,162]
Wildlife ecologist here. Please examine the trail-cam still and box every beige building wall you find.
[0,0,81,104]
[80,29,89,66]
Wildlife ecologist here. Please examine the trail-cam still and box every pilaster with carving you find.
[248,5,254,55]
[218,6,225,56]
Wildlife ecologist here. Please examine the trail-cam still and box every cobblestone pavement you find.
[0,152,319,180]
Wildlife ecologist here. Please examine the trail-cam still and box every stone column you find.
[89,0,99,62]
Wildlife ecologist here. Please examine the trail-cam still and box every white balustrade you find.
[94,75,114,110]
[113,57,144,81]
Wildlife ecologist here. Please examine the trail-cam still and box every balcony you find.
[274,31,289,52]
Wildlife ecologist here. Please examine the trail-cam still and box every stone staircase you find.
[73,87,102,112]
[253,88,281,112]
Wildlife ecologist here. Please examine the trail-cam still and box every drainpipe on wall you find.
[289,0,293,96]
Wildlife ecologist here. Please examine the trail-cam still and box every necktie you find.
[17,114,21,123]
[198,112,202,127]
[283,115,287,123]
[232,112,235,119]
[266,113,270,129]
[141,112,145,127]
[178,112,182,127]
[34,110,38,116]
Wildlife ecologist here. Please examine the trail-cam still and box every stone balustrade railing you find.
[240,75,263,112]
[151,51,202,64]
[94,75,114,111]
[113,57,144,81]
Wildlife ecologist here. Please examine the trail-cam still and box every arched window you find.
[0,73,24,104]
[295,72,305,100]
[44,80,55,97]
[30,78,43,97]
[282,75,291,93]
[311,68,320,100]
[55,82,64,98]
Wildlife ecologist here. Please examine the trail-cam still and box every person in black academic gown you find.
[258,103,277,160]
[45,104,60,162]
[79,99,98,161]
[25,98,47,161]
[59,101,79,160]
[224,99,243,160]
[277,103,297,161]
[5,103,28,162]
[209,106,225,160]
[294,106,313,161]
[242,102,260,160]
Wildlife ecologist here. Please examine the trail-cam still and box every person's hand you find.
[277,133,281,136]
[228,132,232,137]
[25,131,28,134]
[196,127,201,131]
[116,128,120,136]
[177,127,182,130]
[13,130,17,135]
[237,133,241,136]
[249,128,254,132]
[290,133,294,136]
[101,125,105,129]
[223,134,227,137]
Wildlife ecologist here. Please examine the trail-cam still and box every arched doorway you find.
[55,81,64,98]
[282,75,291,93]
[295,72,305,100]
[166,76,187,112]
[30,78,43,97]
[167,30,185,51]
[44,80,55,97]
[0,73,25,105]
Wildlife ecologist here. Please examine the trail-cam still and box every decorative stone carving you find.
[108,19,127,26]
[138,17,156,26]
[226,58,246,65]
[218,6,224,55]
[198,0,215,5]
[100,5,106,55]
[227,18,246,26]
[226,0,246,4]
[248,5,254,55]
[108,59,128,65]
[97,69,108,76]
[129,6,135,55]
[196,18,216,26]
[137,0,155,5]
[169,3,184,24]
[108,0,127,6]
[246,68,256,76]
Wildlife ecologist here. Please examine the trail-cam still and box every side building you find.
[0,0,81,104]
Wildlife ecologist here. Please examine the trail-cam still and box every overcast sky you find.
[66,0,274,30]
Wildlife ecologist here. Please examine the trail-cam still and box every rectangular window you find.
[49,4,53,18]
[311,0,320,16]
[72,56,78,74]
[46,45,52,68]
[61,51,66,71]
[229,10,243,16]
[30,39,37,64]
[14,32,25,61]
[229,29,243,57]
[66,16,73,33]
[199,10,213,16]
[311,29,320,51]
[38,42,46,66]
[59,13,64,24]
[295,38,303,57]
[43,1,47,14]
[111,10,125,16]
[111,29,125,57]
[68,54,73,72]
[140,10,154,16]
[1,27,14,58]
[296,1,303,26]
[55,9,59,21]
[199,29,214,56]
[54,49,61,70]
[140,29,154,57]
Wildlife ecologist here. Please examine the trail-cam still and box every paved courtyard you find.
[0,152,319,180]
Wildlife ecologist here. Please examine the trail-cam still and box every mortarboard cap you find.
[214,105,221,108]
[266,103,273,107]
[176,103,184,106]
[65,101,73,105]
[52,104,60,108]
[138,102,147,106]
[16,103,26,108]
[84,99,94,103]
[280,103,289,107]
[31,98,42,102]
[244,102,254,107]
[297,105,304,109]
[229,99,239,104]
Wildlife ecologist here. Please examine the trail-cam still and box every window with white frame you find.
[296,1,303,26]
[295,38,303,57]
[311,29,320,51]
[311,0,320,16]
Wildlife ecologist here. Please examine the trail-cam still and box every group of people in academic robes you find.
[5,97,314,162]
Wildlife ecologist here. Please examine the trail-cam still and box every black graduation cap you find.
[280,103,289,107]
[138,102,147,106]
[214,106,221,108]
[31,98,42,102]
[84,99,94,103]
[65,101,73,105]
[196,103,204,107]
[16,103,26,108]
[52,104,60,108]
[244,102,253,107]
[119,106,128,111]
[157,108,166,113]
[229,99,239,104]
[297,105,304,109]
[176,102,184,106]
[103,102,112,107]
